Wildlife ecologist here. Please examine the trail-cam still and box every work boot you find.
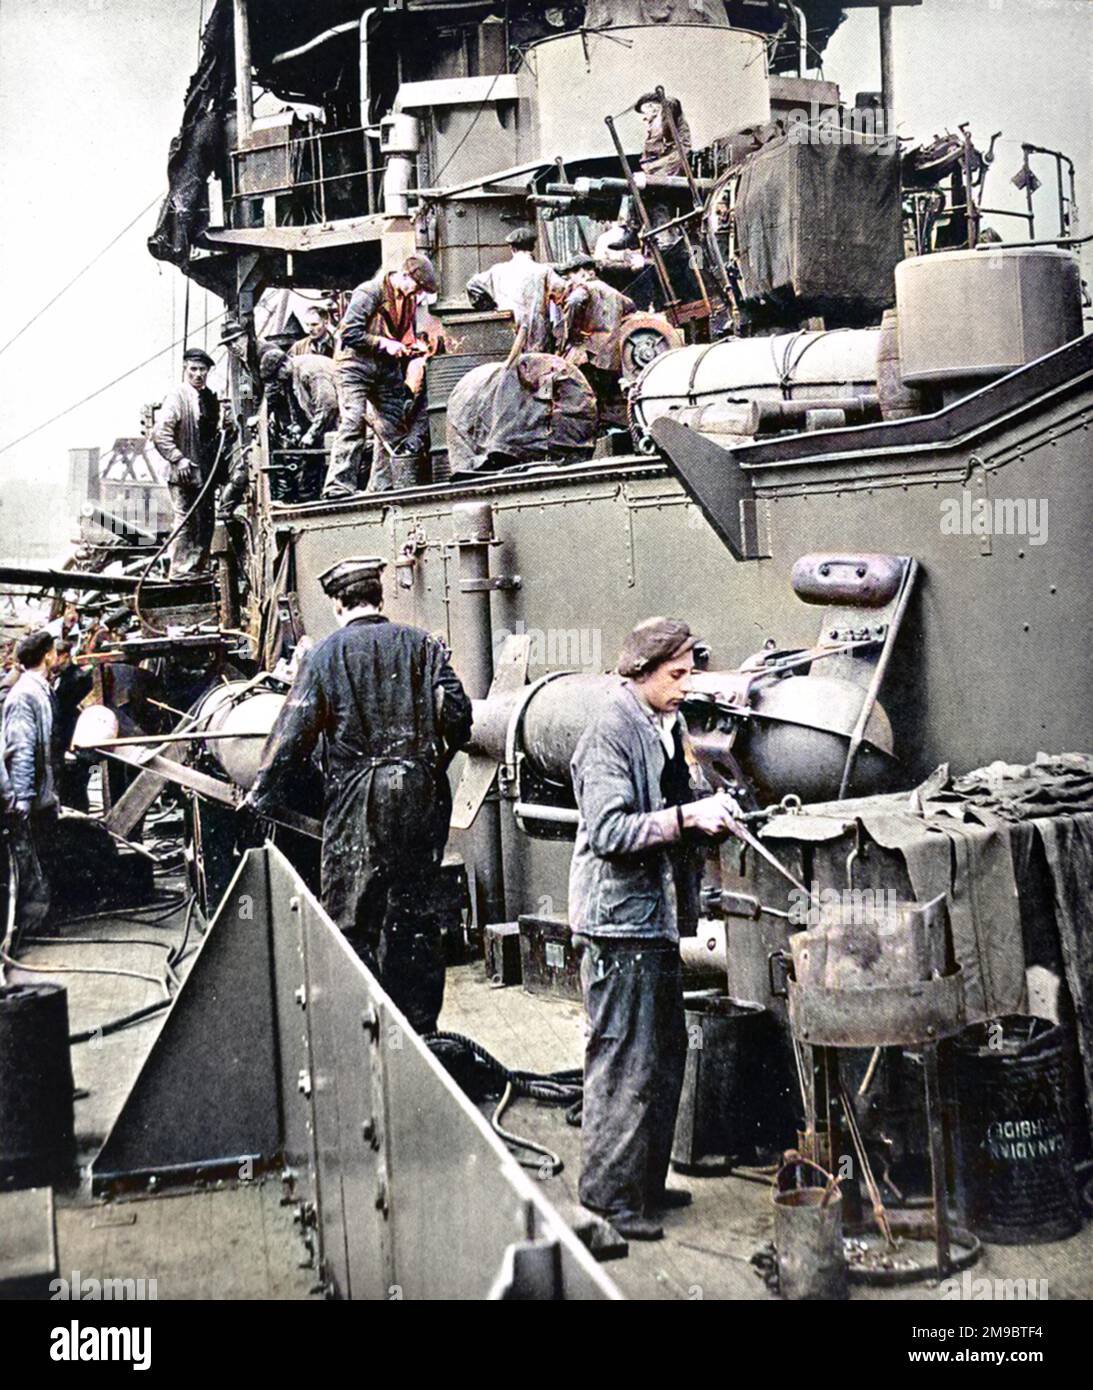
[651,1187,693,1211]
[606,1211,663,1242]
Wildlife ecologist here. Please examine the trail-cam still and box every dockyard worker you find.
[1,629,60,933]
[559,255,637,424]
[323,256,439,500]
[243,557,473,1032]
[50,639,94,813]
[290,304,336,358]
[152,347,224,579]
[569,618,737,1241]
[466,225,567,354]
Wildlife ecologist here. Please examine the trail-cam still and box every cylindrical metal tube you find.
[232,0,254,144]
[453,502,507,926]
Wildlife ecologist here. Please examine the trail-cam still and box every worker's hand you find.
[682,793,739,837]
[378,337,407,358]
[173,460,197,487]
[13,800,31,823]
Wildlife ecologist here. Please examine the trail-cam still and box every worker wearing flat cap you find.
[152,347,227,578]
[568,617,738,1241]
[324,255,439,499]
[245,557,472,1032]
[466,225,567,355]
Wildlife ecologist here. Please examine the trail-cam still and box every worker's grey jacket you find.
[568,681,705,942]
[2,670,58,811]
[153,383,221,484]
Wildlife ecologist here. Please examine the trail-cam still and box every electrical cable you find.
[70,998,170,1046]
[492,1082,564,1175]
[429,71,503,186]
[0,311,228,457]
[425,1030,582,1173]
[0,193,163,361]
[133,433,230,634]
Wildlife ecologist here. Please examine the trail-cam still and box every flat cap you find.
[616,616,698,678]
[402,254,439,294]
[505,225,538,249]
[558,253,597,275]
[317,556,388,598]
[182,347,215,368]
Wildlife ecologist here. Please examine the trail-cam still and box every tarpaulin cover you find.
[445,354,597,473]
[762,754,1093,1138]
[148,0,233,266]
[734,135,904,322]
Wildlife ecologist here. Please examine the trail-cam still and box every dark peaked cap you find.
[182,348,215,368]
[318,556,388,598]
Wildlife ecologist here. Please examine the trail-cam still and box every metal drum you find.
[954,1016,1083,1244]
[0,984,76,1189]
[631,329,882,442]
[671,994,768,1172]
[193,683,286,791]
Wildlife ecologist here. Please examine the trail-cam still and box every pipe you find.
[453,502,506,926]
[790,3,808,77]
[232,0,254,145]
[360,10,379,215]
[271,20,357,66]
[879,3,895,133]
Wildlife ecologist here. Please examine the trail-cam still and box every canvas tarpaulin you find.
[734,135,903,322]
[148,0,233,266]
[445,354,597,473]
[761,755,1093,1138]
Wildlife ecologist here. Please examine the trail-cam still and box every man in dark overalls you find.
[245,557,472,1032]
[569,618,737,1240]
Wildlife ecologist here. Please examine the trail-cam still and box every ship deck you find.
[8,907,1091,1302]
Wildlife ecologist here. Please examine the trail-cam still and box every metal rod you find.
[923,1043,953,1278]
[879,4,895,131]
[837,558,918,798]
[82,730,269,751]
[655,86,714,319]
[232,0,254,145]
[604,114,680,324]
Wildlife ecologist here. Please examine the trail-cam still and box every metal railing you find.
[226,124,386,226]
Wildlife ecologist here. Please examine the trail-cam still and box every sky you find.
[0,0,1090,557]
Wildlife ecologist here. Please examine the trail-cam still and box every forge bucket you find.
[773,1157,848,1301]
[954,1015,1082,1244]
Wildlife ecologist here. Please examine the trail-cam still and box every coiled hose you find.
[425,1029,583,1176]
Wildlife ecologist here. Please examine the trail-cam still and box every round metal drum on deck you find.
[194,683,285,791]
[954,1016,1083,1244]
[631,329,882,440]
[0,984,76,1189]
[895,248,1084,384]
[527,25,770,165]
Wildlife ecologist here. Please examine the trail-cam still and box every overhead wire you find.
[0,192,163,362]
[0,310,228,458]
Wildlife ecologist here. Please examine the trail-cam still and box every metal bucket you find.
[773,1156,848,1301]
[954,1015,1082,1244]
[671,995,768,1172]
[0,983,76,1189]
